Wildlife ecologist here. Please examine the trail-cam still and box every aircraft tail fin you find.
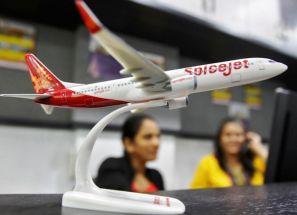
[25,54,66,94]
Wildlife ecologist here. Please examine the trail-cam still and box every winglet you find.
[75,0,102,34]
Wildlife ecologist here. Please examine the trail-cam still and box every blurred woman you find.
[94,113,164,193]
[190,117,268,189]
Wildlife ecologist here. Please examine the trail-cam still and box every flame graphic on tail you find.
[25,54,65,94]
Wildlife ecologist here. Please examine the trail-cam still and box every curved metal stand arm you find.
[62,100,185,214]
[74,100,167,191]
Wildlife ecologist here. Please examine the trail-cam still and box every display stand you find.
[62,100,185,214]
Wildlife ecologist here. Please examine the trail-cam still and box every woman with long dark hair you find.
[190,117,268,188]
[94,113,164,193]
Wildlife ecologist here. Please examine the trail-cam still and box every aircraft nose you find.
[278,62,288,73]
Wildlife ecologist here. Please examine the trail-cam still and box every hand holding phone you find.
[246,132,268,160]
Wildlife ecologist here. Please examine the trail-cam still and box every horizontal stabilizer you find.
[0,94,51,100]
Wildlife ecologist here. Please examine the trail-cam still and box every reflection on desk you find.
[1,183,297,215]
[62,207,131,215]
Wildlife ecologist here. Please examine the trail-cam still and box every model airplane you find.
[0,0,287,115]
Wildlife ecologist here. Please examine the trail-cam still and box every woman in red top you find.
[94,114,164,193]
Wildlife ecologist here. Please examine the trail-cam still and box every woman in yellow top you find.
[190,117,268,189]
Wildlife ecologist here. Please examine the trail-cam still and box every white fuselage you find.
[69,58,287,103]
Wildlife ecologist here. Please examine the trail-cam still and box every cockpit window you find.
[268,60,276,63]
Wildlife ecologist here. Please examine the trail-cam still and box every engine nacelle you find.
[167,97,189,110]
[171,75,197,93]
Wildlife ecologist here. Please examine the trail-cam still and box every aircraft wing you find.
[75,0,171,92]
[0,94,51,100]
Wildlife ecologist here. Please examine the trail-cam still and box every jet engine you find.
[170,75,197,93]
[167,97,189,110]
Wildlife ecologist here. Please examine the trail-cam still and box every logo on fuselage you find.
[184,60,249,77]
